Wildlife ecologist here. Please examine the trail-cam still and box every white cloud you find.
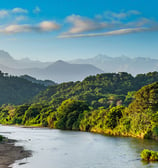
[66,15,107,34]
[62,11,145,37]
[39,21,60,31]
[12,8,28,14]
[33,6,41,14]
[104,10,141,20]
[0,21,60,34]
[0,8,28,20]
[58,27,148,38]
[1,24,32,34]
[15,15,28,22]
[0,7,60,34]
[0,10,9,18]
[59,10,158,39]
[135,18,152,27]
[128,10,141,15]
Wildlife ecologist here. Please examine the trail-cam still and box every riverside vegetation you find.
[141,149,158,161]
[1,71,158,141]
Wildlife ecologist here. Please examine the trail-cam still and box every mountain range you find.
[0,50,158,83]
[0,50,103,83]
[70,55,158,75]
[0,50,51,69]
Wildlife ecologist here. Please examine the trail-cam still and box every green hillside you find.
[0,71,46,105]
[33,71,158,108]
[1,71,158,140]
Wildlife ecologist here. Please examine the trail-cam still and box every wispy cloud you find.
[0,21,60,34]
[104,10,141,20]
[58,27,148,38]
[0,8,28,19]
[133,18,153,27]
[15,15,28,22]
[65,15,107,34]
[1,24,32,33]
[0,7,60,34]
[33,6,41,14]
[39,21,60,31]
[59,10,158,38]
[12,8,28,14]
[0,8,28,24]
[0,8,157,37]
[0,10,9,18]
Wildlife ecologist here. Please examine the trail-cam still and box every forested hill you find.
[1,71,158,141]
[0,71,46,105]
[20,75,56,86]
[1,72,158,140]
[33,71,158,108]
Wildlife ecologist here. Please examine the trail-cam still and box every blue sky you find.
[0,0,158,61]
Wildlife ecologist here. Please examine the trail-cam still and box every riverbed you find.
[0,125,158,168]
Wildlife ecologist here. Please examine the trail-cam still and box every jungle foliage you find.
[1,72,158,140]
[141,149,158,161]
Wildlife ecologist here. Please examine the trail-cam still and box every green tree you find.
[55,99,89,130]
[105,106,124,129]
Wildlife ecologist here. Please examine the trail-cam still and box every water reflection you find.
[0,126,158,168]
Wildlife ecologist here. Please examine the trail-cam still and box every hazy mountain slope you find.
[3,50,158,82]
[20,60,103,83]
[39,60,103,83]
[0,72,46,105]
[70,55,158,75]
[0,50,51,69]
[20,75,56,86]
[0,59,103,83]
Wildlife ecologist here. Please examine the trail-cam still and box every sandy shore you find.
[0,138,31,168]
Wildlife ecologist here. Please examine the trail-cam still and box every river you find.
[0,125,158,168]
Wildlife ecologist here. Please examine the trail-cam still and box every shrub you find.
[141,149,158,161]
[0,135,3,141]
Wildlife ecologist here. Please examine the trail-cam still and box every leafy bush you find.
[141,149,158,161]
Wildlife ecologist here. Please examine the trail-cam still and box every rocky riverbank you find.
[0,138,31,168]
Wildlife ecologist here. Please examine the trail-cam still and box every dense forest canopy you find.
[33,71,158,108]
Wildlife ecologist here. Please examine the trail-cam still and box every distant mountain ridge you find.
[0,50,51,69]
[0,51,103,83]
[1,50,158,82]
[18,61,103,83]
[70,55,158,75]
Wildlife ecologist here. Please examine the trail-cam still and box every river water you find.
[0,126,158,168]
